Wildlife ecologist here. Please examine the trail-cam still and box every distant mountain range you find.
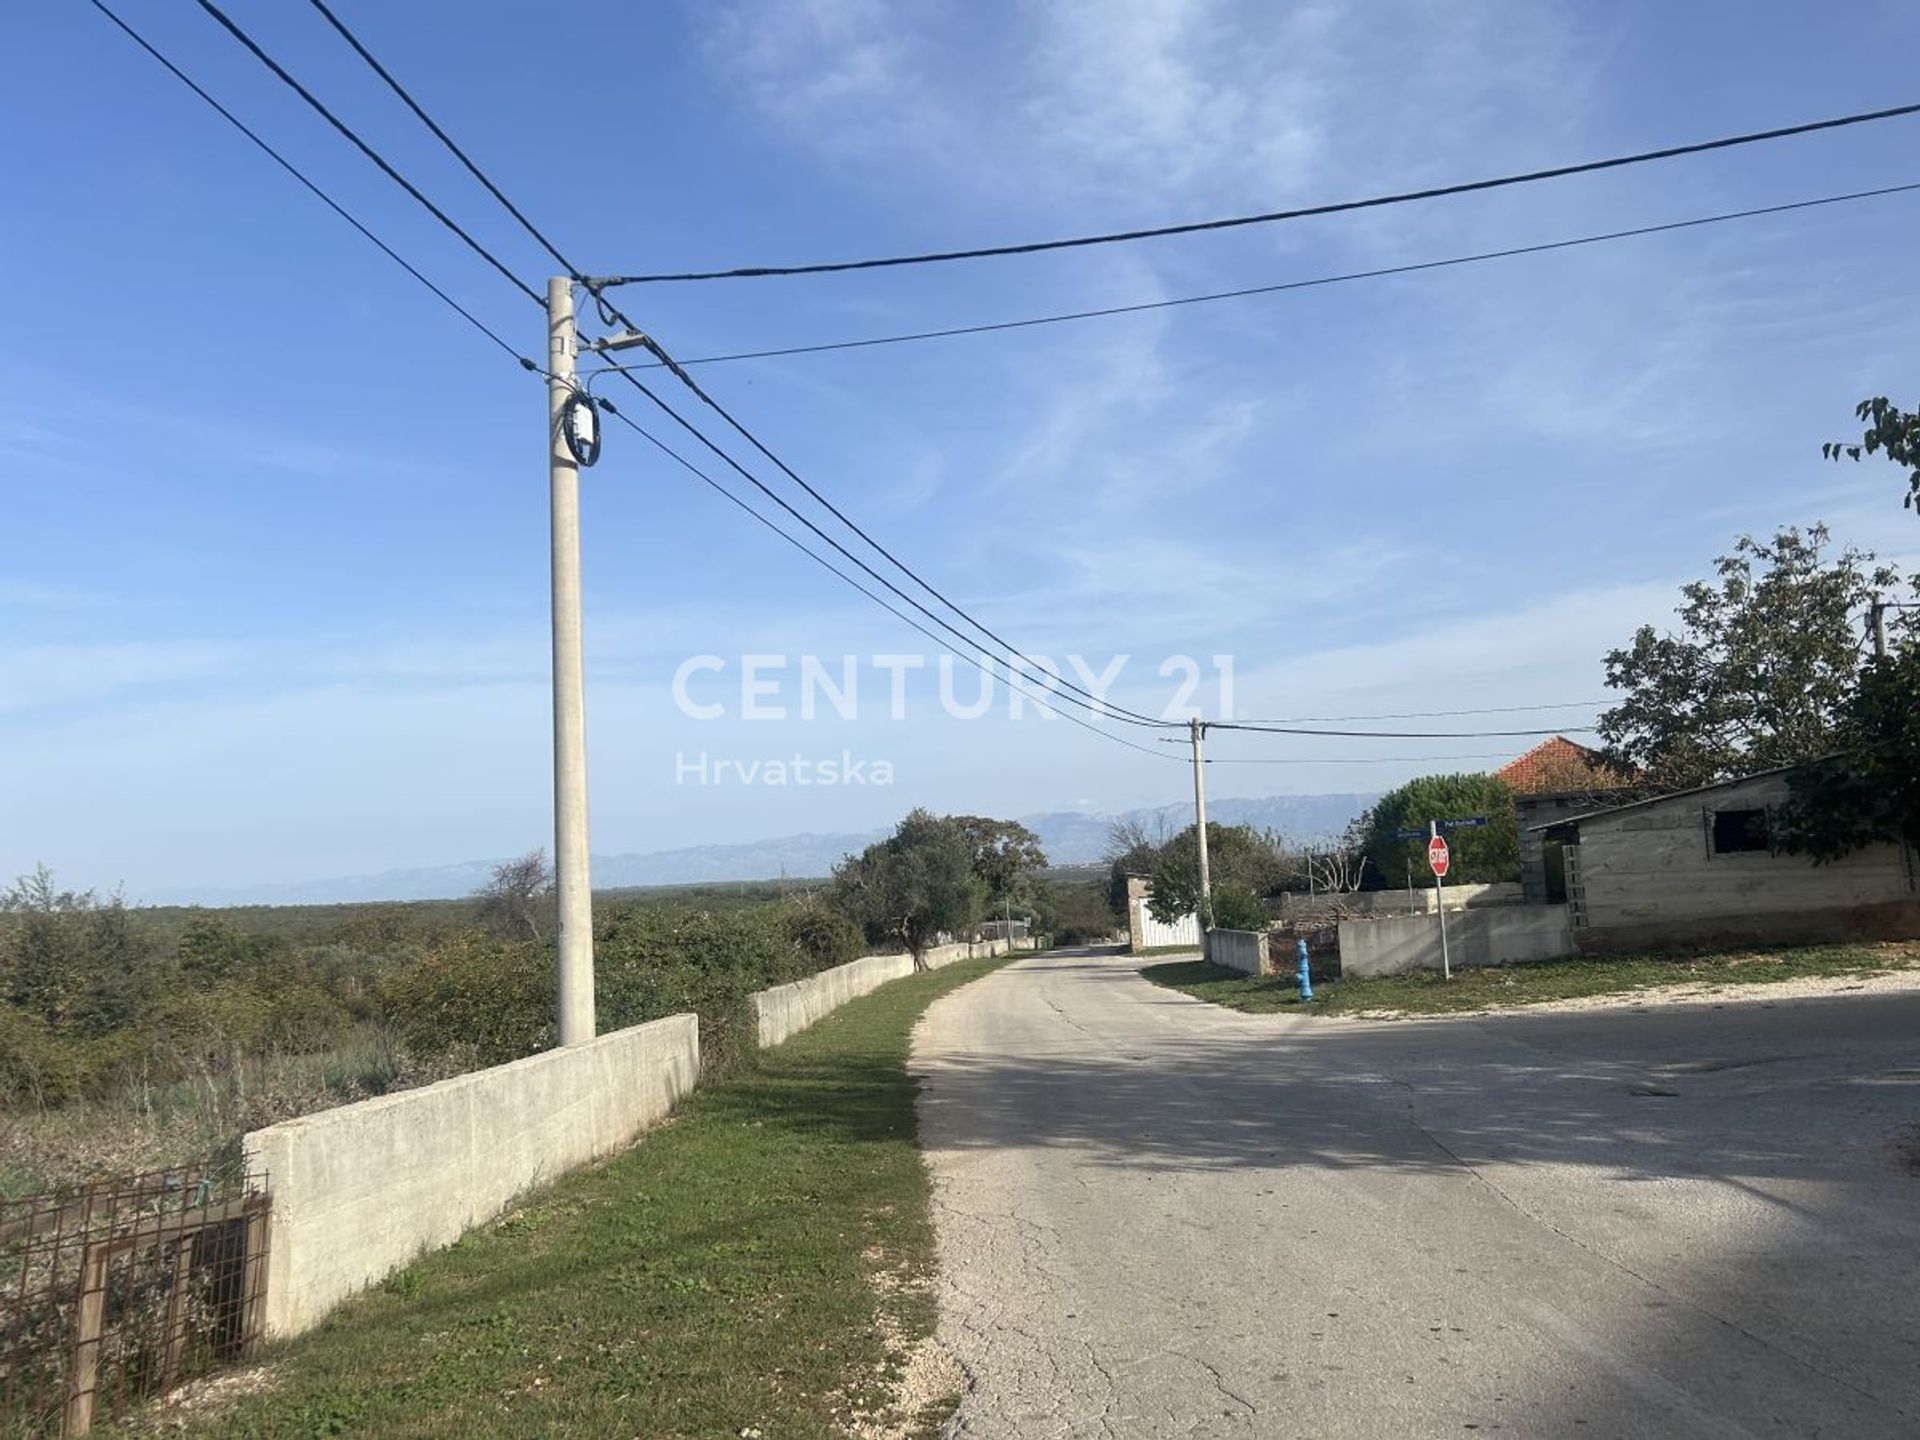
[147,793,1374,907]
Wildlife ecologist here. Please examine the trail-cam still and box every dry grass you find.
[0,1026,451,1198]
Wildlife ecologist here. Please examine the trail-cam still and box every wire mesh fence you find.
[0,1168,269,1437]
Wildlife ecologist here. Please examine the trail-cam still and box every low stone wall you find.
[1204,928,1267,976]
[751,938,1010,1049]
[244,1012,699,1338]
[1338,905,1574,979]
[1282,882,1524,921]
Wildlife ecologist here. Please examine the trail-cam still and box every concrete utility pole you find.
[548,277,595,1045]
[1190,718,1212,931]
[1870,595,1888,660]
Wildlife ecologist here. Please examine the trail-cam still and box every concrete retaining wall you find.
[750,938,1009,1048]
[1205,928,1267,975]
[1283,883,1523,921]
[244,1012,699,1339]
[1338,905,1574,979]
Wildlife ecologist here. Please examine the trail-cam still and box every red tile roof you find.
[1494,735,1619,793]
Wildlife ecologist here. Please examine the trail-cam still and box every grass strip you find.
[1142,940,1920,1018]
[138,954,1013,1439]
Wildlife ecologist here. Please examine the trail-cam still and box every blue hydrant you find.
[1296,938,1313,1002]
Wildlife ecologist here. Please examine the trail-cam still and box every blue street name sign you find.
[1388,816,1489,841]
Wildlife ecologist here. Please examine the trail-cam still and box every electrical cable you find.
[87,0,536,370]
[593,101,1920,284]
[190,0,543,305]
[301,2,1176,731]
[600,371,1178,728]
[303,0,587,282]
[173,6,1641,754]
[578,182,1920,369]
[1203,752,1522,765]
[100,0,1178,761]
[1234,701,1607,723]
[1206,720,1601,739]
[594,402,1184,761]
[611,331,1178,726]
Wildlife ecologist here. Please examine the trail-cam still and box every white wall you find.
[1338,906,1574,978]
[244,1013,698,1338]
[1204,928,1267,975]
[750,938,1010,1049]
[1282,883,1523,920]
[1135,906,1200,950]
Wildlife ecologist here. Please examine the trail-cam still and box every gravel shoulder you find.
[1339,959,1920,1021]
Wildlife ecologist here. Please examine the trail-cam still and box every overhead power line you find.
[610,332,1175,727]
[300,4,1183,733]
[1204,751,1522,766]
[593,101,1920,285]
[303,0,585,280]
[87,0,534,369]
[594,402,1184,762]
[190,0,542,306]
[1204,721,1600,739]
[587,182,1920,370]
[225,0,1185,746]
[1236,701,1607,724]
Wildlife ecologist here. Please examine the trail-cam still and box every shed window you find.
[1712,807,1770,854]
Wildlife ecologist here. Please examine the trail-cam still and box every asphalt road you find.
[913,947,1920,1439]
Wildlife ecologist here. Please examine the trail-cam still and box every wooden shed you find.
[1547,767,1920,953]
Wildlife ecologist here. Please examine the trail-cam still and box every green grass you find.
[1131,943,1204,959]
[135,955,1014,1439]
[1142,940,1920,1019]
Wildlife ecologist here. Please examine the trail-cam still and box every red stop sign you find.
[1428,835,1451,877]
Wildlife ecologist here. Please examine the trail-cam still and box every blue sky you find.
[3,0,1918,897]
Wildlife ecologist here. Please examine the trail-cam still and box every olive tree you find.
[831,810,985,969]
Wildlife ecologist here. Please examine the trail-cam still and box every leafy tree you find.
[1360,774,1519,887]
[1103,818,1164,917]
[1146,823,1286,925]
[0,867,159,1035]
[1825,396,1920,516]
[1597,526,1897,790]
[951,816,1048,910]
[176,913,277,989]
[830,810,985,969]
[474,849,554,942]
[1775,647,1920,862]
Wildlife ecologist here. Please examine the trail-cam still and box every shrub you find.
[597,906,817,1077]
[0,1007,82,1107]
[1033,880,1116,945]
[380,933,553,1068]
[1210,881,1269,934]
[782,900,865,972]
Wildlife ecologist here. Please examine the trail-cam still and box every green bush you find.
[597,905,821,1077]
[782,900,865,972]
[0,1007,82,1107]
[380,933,553,1068]
[1210,881,1269,933]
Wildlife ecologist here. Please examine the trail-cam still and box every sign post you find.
[1428,822,1452,980]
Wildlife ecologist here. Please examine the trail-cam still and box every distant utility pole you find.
[1189,718,1212,931]
[547,277,595,1045]
[1870,595,1888,660]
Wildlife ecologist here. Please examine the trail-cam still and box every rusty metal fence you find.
[0,1169,270,1437]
